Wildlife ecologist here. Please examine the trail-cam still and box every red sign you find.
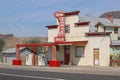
[54,11,64,18]
[54,11,65,43]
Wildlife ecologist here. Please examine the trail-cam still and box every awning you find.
[56,41,88,46]
[16,41,88,47]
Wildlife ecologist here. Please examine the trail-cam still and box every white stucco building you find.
[46,11,113,66]
[13,11,120,67]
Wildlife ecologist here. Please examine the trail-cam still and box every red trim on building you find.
[56,41,88,45]
[17,41,88,47]
[65,11,80,16]
[46,25,58,29]
[75,22,90,26]
[16,43,55,47]
[110,45,120,47]
[85,32,111,36]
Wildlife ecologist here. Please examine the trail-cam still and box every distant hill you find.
[3,37,48,50]
[99,11,120,19]
[0,34,48,50]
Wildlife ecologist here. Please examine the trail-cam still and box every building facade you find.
[13,11,120,67]
[46,11,120,66]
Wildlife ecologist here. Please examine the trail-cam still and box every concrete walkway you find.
[0,63,120,76]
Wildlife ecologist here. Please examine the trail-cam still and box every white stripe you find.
[0,73,64,80]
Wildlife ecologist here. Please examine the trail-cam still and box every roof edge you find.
[75,22,90,26]
[65,11,80,16]
[85,32,111,36]
[46,25,58,29]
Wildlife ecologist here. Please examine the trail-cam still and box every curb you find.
[0,64,120,76]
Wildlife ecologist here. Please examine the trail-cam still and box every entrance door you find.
[64,46,70,65]
[94,49,99,66]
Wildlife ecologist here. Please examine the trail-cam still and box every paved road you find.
[0,68,120,80]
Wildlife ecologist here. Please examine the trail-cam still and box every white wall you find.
[48,28,58,42]
[53,36,111,66]
[48,14,89,42]
[65,15,88,41]
[87,36,111,66]
[67,36,111,66]
[70,44,93,66]
[66,25,89,41]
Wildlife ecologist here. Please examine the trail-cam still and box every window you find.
[118,37,120,40]
[56,45,59,51]
[65,25,70,33]
[114,27,118,34]
[75,46,84,57]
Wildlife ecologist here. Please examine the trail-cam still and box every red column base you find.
[12,60,22,66]
[49,60,60,67]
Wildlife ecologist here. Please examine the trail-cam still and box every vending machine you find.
[38,54,46,66]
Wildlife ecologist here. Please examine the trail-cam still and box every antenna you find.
[18,18,21,44]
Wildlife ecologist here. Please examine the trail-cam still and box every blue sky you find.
[0,0,120,37]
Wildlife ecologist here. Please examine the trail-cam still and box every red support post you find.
[33,47,37,66]
[16,46,20,60]
[12,46,22,65]
[52,45,56,60]
[49,45,60,67]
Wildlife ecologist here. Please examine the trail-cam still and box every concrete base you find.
[49,60,60,67]
[12,60,22,66]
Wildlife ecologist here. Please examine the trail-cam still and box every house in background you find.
[46,11,120,66]
[80,14,120,66]
[2,47,33,65]
[3,47,46,66]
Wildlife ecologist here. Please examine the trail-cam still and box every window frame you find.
[65,24,70,33]
[114,27,118,34]
[75,46,84,57]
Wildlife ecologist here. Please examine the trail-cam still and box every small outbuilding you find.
[2,47,33,65]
